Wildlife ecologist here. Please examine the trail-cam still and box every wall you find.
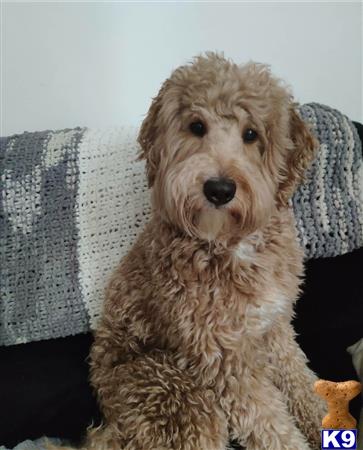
[1,1,362,135]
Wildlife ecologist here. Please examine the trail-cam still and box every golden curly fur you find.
[53,53,326,450]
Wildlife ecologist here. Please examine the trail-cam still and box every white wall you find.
[1,1,362,136]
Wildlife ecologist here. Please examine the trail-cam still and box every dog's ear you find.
[137,81,169,187]
[277,106,317,206]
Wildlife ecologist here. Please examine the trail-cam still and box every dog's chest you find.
[181,245,289,353]
[163,232,296,369]
[227,242,289,336]
[211,278,288,343]
[167,239,294,388]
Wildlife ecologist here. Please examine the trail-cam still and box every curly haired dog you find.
[55,53,326,450]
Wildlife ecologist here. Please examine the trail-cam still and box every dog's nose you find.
[203,177,236,206]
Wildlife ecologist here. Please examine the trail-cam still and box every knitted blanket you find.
[0,103,362,346]
[0,438,65,450]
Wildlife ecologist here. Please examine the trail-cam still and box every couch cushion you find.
[294,246,363,421]
[0,334,100,447]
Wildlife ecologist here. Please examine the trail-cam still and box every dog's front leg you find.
[94,351,229,450]
[265,320,326,450]
[230,377,311,450]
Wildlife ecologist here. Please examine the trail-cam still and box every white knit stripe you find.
[43,129,79,170]
[332,114,358,253]
[334,186,349,254]
[76,127,151,329]
[293,185,309,249]
[316,142,330,232]
[327,111,349,253]
[357,160,363,241]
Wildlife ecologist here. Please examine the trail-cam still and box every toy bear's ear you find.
[277,106,318,206]
[137,81,169,187]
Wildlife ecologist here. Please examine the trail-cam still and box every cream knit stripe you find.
[76,127,151,329]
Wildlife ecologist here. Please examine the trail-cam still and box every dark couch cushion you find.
[0,334,100,447]
[294,246,363,421]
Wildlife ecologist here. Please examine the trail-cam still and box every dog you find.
[55,53,326,450]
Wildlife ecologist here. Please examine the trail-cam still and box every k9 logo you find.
[321,430,357,449]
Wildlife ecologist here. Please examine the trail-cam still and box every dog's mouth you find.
[191,203,243,241]
[228,208,242,224]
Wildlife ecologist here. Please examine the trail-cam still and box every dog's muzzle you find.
[203,177,236,206]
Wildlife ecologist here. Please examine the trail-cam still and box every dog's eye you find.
[243,128,258,143]
[189,121,206,137]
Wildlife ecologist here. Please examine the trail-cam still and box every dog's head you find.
[138,53,316,242]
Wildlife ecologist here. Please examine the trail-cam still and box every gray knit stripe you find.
[0,129,90,345]
[295,103,363,259]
